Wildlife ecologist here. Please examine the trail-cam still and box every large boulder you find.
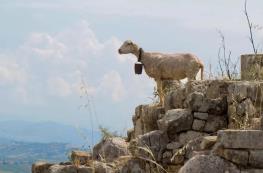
[186,92,227,115]
[135,130,169,162]
[158,109,193,138]
[93,137,130,162]
[133,105,164,137]
[179,155,240,173]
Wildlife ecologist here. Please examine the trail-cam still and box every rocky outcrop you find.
[32,80,263,173]
[93,137,130,162]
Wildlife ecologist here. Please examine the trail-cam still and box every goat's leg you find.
[156,80,164,106]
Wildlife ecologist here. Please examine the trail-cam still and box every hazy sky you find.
[0,0,263,132]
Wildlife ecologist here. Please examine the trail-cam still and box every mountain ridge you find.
[0,120,100,147]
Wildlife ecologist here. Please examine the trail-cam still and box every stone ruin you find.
[32,54,263,173]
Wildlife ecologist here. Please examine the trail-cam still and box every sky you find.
[0,0,263,133]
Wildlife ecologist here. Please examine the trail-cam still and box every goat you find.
[118,40,204,106]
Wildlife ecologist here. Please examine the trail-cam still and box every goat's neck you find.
[137,51,155,78]
[133,48,141,59]
[133,47,144,62]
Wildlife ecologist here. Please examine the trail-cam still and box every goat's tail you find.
[200,62,204,80]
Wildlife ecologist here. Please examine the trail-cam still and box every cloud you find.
[24,33,66,61]
[99,70,126,101]
[0,20,151,105]
[0,55,27,86]
[47,77,72,97]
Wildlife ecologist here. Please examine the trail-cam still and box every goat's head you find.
[118,40,138,54]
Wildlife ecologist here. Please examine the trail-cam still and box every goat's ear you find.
[127,40,133,45]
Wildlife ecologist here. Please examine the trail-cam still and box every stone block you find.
[218,130,263,149]
[241,169,263,173]
[249,150,263,168]
[217,149,248,166]
[193,112,209,120]
[158,109,193,138]
[192,119,206,131]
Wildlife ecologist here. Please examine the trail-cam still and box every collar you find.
[138,48,143,62]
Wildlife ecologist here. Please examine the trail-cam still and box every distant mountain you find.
[0,138,73,173]
[0,120,101,147]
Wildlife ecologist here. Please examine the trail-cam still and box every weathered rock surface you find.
[203,115,227,133]
[200,136,217,150]
[166,141,182,150]
[193,112,209,120]
[184,136,204,159]
[216,148,249,166]
[192,119,206,131]
[236,98,256,117]
[250,118,263,130]
[133,105,164,137]
[77,166,94,173]
[241,169,263,173]
[126,128,135,142]
[116,158,145,173]
[249,150,263,168]
[179,155,240,173]
[217,130,263,149]
[158,109,193,138]
[93,161,114,173]
[164,86,186,111]
[136,130,168,161]
[32,162,53,173]
[186,92,227,115]
[179,131,208,145]
[32,80,263,173]
[93,137,130,162]
[71,150,91,165]
[48,165,77,173]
